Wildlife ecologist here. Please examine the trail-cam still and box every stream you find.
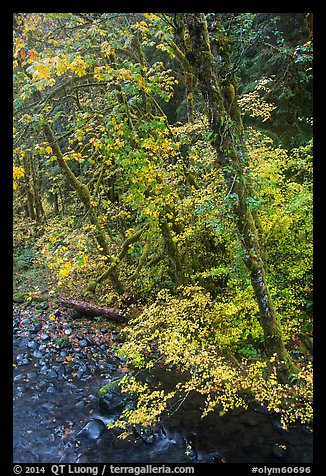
[13,301,313,464]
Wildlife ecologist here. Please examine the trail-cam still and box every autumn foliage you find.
[13,13,313,433]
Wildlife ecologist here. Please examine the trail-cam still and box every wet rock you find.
[273,443,288,460]
[76,400,86,409]
[184,436,198,461]
[80,340,88,348]
[64,329,72,336]
[46,385,56,393]
[21,318,31,325]
[134,425,155,444]
[40,333,50,341]
[32,351,44,359]
[31,323,42,334]
[77,369,87,379]
[59,452,79,463]
[88,394,98,403]
[77,419,107,440]
[40,364,49,374]
[100,327,108,334]
[16,337,30,348]
[20,357,30,365]
[47,369,58,379]
[65,364,73,375]
[57,364,66,380]
[27,341,38,350]
[14,373,24,382]
[42,402,55,411]
[35,379,47,390]
[27,372,37,380]
[98,378,131,417]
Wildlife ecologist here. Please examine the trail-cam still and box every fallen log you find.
[58,296,125,322]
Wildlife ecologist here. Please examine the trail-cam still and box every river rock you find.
[77,419,107,440]
[20,357,30,365]
[76,400,86,408]
[40,333,50,341]
[40,364,49,374]
[134,425,155,444]
[46,385,56,393]
[27,372,37,380]
[88,394,98,403]
[31,323,42,334]
[98,378,131,417]
[57,364,66,380]
[27,341,38,350]
[14,373,24,382]
[47,369,58,379]
[16,337,31,349]
[272,443,288,460]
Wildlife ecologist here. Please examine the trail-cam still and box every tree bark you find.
[86,224,148,294]
[159,215,186,286]
[179,13,294,378]
[59,296,125,322]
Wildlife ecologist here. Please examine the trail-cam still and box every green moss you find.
[13,292,27,303]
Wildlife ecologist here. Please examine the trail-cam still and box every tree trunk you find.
[159,215,186,286]
[180,13,294,378]
[43,122,124,294]
[86,224,147,294]
[59,296,125,322]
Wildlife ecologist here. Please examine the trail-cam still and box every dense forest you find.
[13,12,313,440]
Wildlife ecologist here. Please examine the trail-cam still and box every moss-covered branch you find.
[159,216,186,286]
[87,224,148,294]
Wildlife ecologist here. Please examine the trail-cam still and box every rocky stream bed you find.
[13,299,313,464]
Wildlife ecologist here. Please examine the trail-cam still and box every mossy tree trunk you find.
[159,214,186,287]
[178,13,295,378]
[167,37,194,125]
[43,122,124,295]
[86,224,148,294]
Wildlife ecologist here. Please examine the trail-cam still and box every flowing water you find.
[13,304,313,464]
